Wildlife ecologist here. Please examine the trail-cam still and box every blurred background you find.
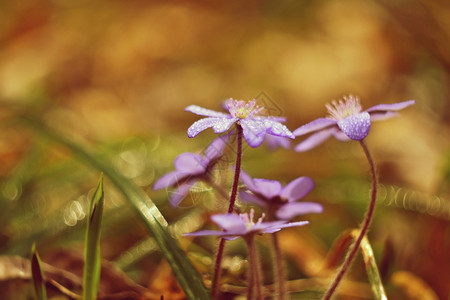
[0,0,449,299]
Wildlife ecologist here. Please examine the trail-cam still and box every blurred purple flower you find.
[293,95,415,152]
[185,99,294,148]
[184,209,308,241]
[153,136,228,206]
[239,171,323,220]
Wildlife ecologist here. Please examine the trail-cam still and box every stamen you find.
[326,95,362,120]
[226,99,264,119]
[241,209,265,230]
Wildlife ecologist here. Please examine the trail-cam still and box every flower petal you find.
[185,105,229,117]
[293,118,336,136]
[212,117,237,134]
[174,153,206,174]
[331,129,351,141]
[153,171,186,190]
[280,177,314,202]
[262,118,295,139]
[240,119,266,148]
[170,181,197,207]
[211,214,247,233]
[184,230,227,237]
[276,220,309,230]
[267,116,287,123]
[204,135,229,161]
[252,220,287,233]
[276,202,323,220]
[264,135,291,150]
[370,111,399,121]
[187,117,220,138]
[337,112,371,140]
[253,178,282,199]
[240,170,257,190]
[294,127,336,152]
[239,190,268,207]
[365,100,415,113]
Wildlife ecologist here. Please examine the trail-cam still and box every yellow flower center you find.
[226,99,264,119]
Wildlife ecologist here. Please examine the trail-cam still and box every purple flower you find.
[185,99,295,148]
[153,136,227,206]
[184,209,308,241]
[293,95,415,152]
[239,171,323,220]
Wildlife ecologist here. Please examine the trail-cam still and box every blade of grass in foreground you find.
[359,234,388,300]
[17,116,210,300]
[323,229,387,300]
[31,243,47,300]
[83,174,104,300]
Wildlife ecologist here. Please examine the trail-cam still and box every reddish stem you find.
[272,232,286,300]
[322,140,378,300]
[211,125,243,299]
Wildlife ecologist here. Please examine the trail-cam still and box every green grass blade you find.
[18,116,210,300]
[83,174,104,300]
[31,243,47,300]
[360,235,388,300]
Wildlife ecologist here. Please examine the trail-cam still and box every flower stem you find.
[322,140,378,300]
[272,232,286,300]
[227,125,243,213]
[246,235,263,300]
[211,125,243,299]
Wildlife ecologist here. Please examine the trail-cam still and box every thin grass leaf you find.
[324,229,387,300]
[83,174,104,300]
[17,116,210,300]
[359,235,388,300]
[31,243,47,300]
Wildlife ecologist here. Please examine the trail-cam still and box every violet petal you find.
[337,112,371,140]
[187,117,220,138]
[266,116,287,123]
[239,170,258,191]
[264,135,291,150]
[280,176,314,202]
[240,119,266,148]
[294,127,336,152]
[276,202,323,220]
[370,111,399,121]
[170,181,196,207]
[174,153,206,174]
[211,214,247,233]
[212,117,237,134]
[185,105,229,118]
[261,118,295,139]
[365,100,415,113]
[276,220,309,229]
[183,230,227,237]
[239,190,268,207]
[153,171,186,190]
[204,135,229,161]
[293,118,336,136]
[253,220,287,233]
[331,129,351,141]
[253,178,283,199]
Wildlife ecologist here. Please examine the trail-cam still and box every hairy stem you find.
[272,232,286,300]
[211,125,243,299]
[323,140,378,300]
[246,235,262,300]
